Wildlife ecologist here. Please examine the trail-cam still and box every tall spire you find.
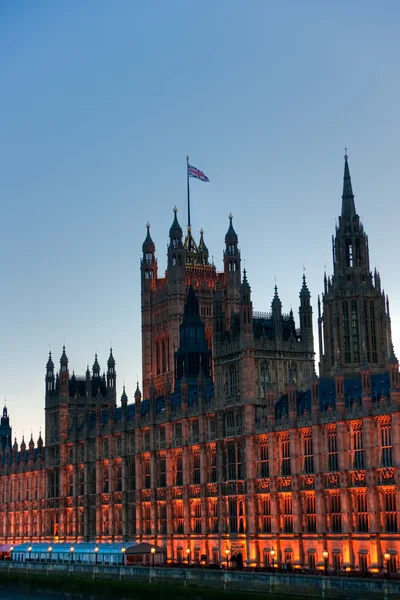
[341,148,356,218]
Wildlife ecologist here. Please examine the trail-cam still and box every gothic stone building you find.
[0,154,399,573]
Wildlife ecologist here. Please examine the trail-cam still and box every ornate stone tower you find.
[140,209,241,399]
[319,152,392,376]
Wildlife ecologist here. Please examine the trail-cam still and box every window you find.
[303,430,314,474]
[208,417,216,440]
[176,455,183,486]
[174,501,184,534]
[144,503,152,535]
[158,503,167,534]
[158,456,166,488]
[226,441,244,481]
[260,363,270,399]
[192,452,201,484]
[209,449,217,483]
[342,301,351,363]
[333,554,341,571]
[305,494,316,532]
[283,495,293,533]
[327,427,338,471]
[281,434,291,476]
[78,467,84,495]
[381,421,393,467]
[226,411,235,437]
[384,490,397,532]
[351,300,360,362]
[144,458,151,489]
[358,554,368,573]
[191,420,199,443]
[228,498,245,534]
[259,441,269,478]
[370,303,377,363]
[308,553,316,570]
[116,462,122,492]
[229,367,237,398]
[330,493,342,533]
[260,496,271,533]
[175,423,182,446]
[103,464,109,493]
[210,501,219,533]
[356,492,369,532]
[193,502,202,534]
[353,423,364,470]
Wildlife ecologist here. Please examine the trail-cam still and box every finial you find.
[200,227,204,235]
[228,212,233,221]
[186,155,189,161]
[173,205,178,213]
[344,147,348,160]
[146,221,150,230]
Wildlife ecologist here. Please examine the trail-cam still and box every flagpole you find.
[186,155,191,229]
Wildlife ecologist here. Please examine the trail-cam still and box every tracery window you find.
[356,492,369,532]
[351,300,360,362]
[342,301,351,363]
[381,419,393,467]
[260,496,271,533]
[225,441,244,481]
[353,422,364,470]
[280,434,291,476]
[305,494,316,532]
[330,493,342,532]
[303,430,314,474]
[384,489,397,532]
[327,427,338,471]
[283,494,293,533]
[260,362,270,399]
[192,452,201,484]
[259,439,269,478]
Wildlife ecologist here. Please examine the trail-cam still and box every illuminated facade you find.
[0,154,399,573]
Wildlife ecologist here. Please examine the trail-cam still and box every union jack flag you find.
[188,163,209,182]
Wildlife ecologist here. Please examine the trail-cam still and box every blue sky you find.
[1,1,400,440]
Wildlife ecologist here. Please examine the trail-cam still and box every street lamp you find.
[28,546,32,562]
[384,551,391,577]
[94,546,99,565]
[70,546,75,565]
[270,549,276,570]
[151,546,156,567]
[186,547,191,567]
[121,547,126,566]
[10,546,13,561]
[48,546,52,563]
[322,550,329,575]
[225,548,229,570]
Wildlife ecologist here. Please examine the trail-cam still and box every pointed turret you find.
[142,222,155,257]
[225,212,238,247]
[240,269,253,338]
[198,228,209,264]
[0,404,11,451]
[341,150,356,218]
[299,273,314,357]
[107,348,116,394]
[59,345,69,395]
[120,385,128,410]
[60,345,68,371]
[92,353,100,378]
[28,433,34,461]
[169,206,183,247]
[46,351,55,397]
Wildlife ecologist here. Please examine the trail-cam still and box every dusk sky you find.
[1,1,400,441]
